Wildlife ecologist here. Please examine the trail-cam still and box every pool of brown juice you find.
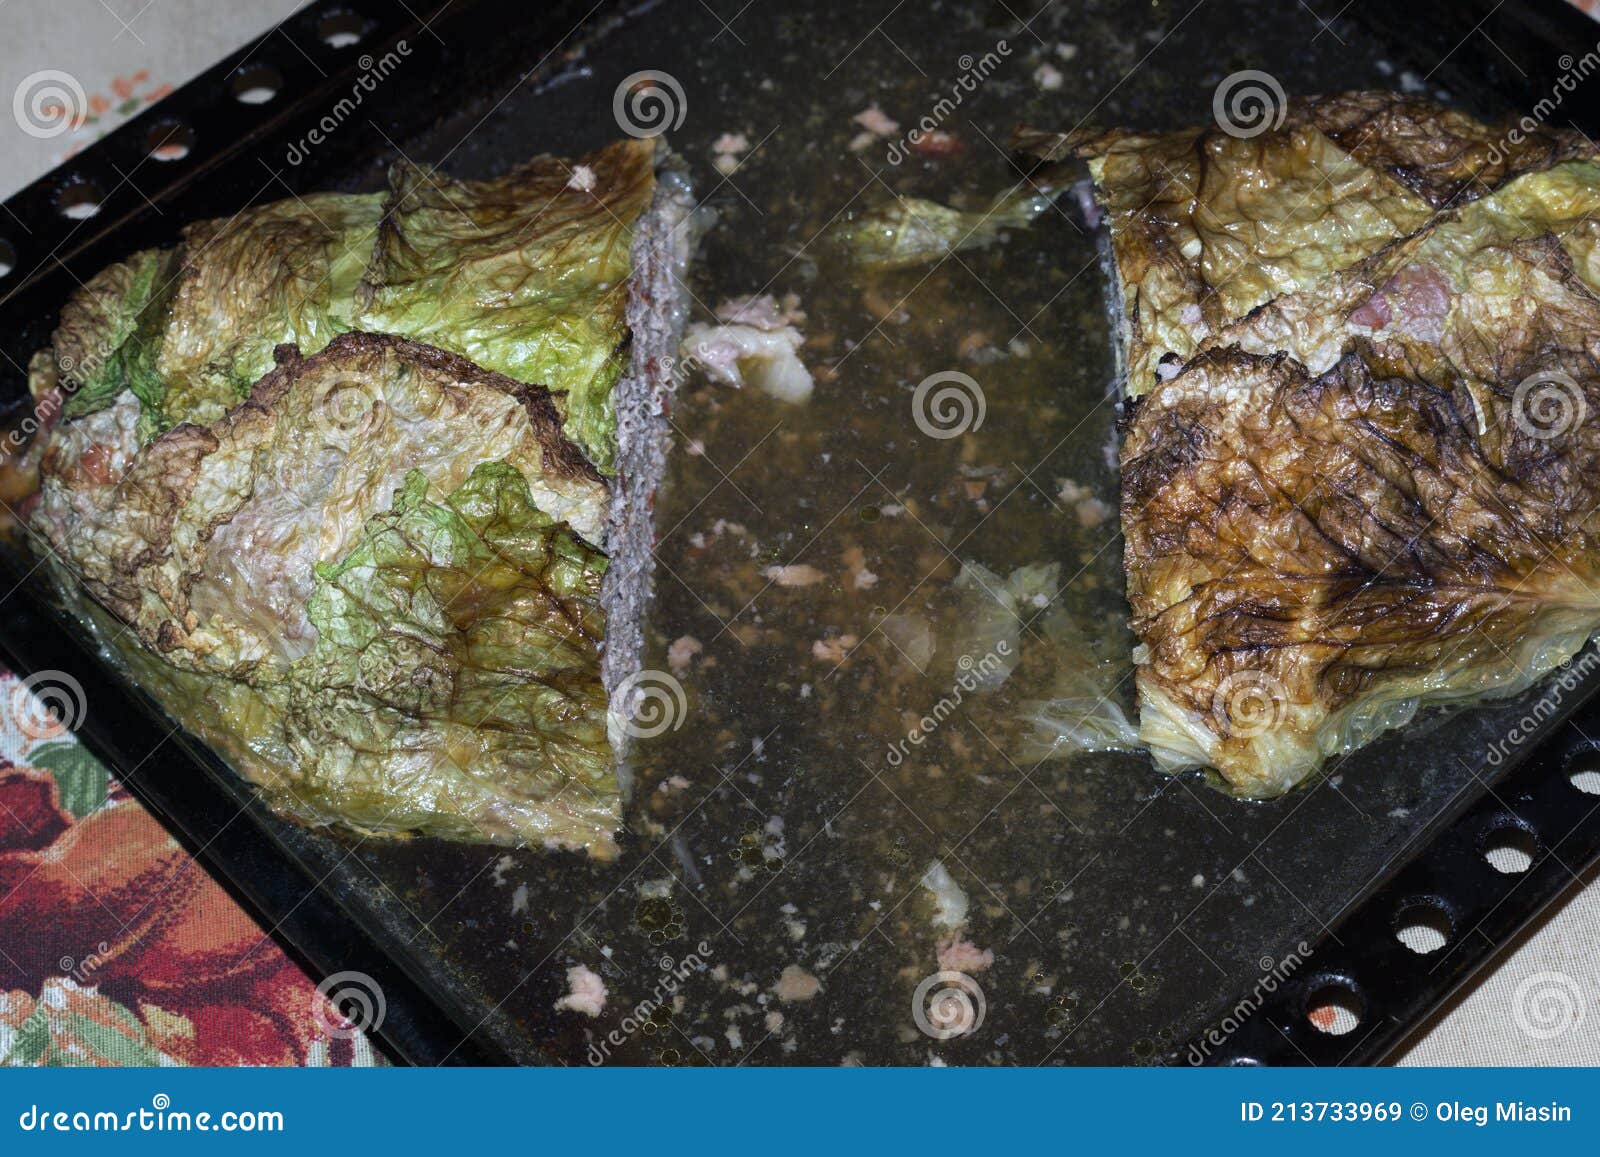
[638,265,1141,1053]
[612,30,1161,1063]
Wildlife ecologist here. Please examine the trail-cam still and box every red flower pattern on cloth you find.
[42,70,177,163]
[0,670,381,1067]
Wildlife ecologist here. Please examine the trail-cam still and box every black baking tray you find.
[2,0,1599,1067]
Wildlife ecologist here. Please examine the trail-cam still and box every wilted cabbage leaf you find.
[52,247,179,421]
[829,187,1054,272]
[44,140,658,466]
[84,461,615,850]
[275,462,614,847]
[1066,93,1600,795]
[34,333,618,847]
[34,331,606,672]
[1124,338,1600,796]
[1028,91,1596,395]
[1191,161,1600,391]
[28,135,679,850]
[1122,214,1600,794]
[949,560,1059,691]
[938,556,1138,761]
[360,140,658,468]
[150,192,384,434]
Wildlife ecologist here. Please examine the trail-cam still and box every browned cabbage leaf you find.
[1046,93,1600,795]
[1124,336,1600,795]
[1022,92,1595,396]
[1113,160,1600,794]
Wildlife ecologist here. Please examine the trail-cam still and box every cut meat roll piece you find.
[1051,92,1600,795]
[26,139,696,850]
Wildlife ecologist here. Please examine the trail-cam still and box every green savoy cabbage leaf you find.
[271,461,616,848]
[358,139,657,469]
[148,192,385,434]
[48,139,658,469]
[51,247,179,421]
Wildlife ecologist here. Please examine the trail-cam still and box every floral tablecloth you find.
[0,669,379,1065]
